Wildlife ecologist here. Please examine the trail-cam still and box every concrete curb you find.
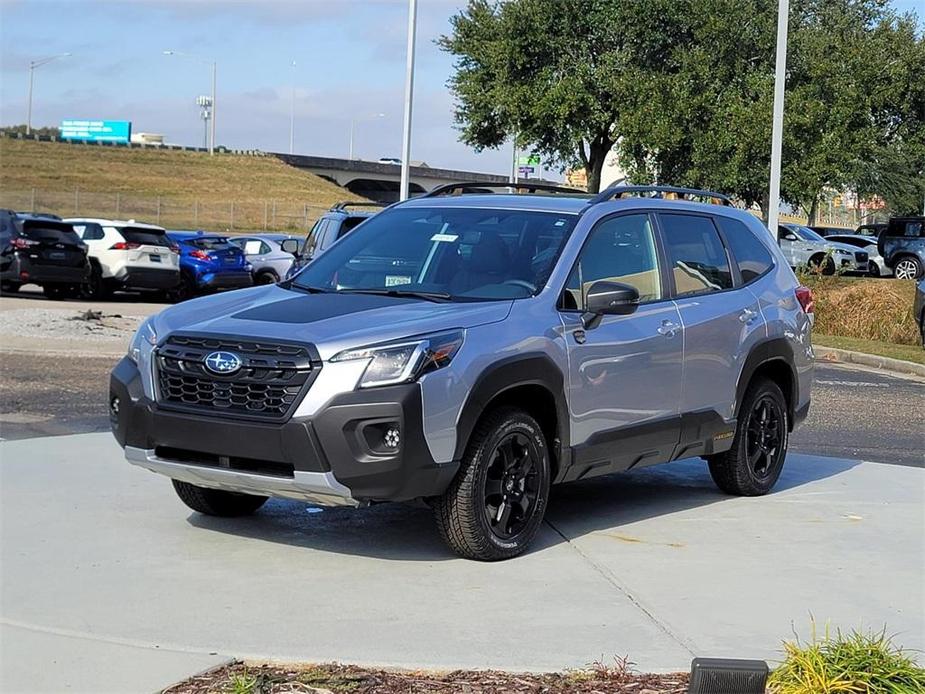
[815,346,925,378]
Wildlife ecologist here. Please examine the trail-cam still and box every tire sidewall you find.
[734,381,789,493]
[468,414,551,555]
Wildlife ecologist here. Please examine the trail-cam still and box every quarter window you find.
[715,217,774,283]
[659,214,733,297]
[563,213,662,310]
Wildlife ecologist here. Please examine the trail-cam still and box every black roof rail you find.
[590,185,733,206]
[424,181,588,198]
[331,201,386,212]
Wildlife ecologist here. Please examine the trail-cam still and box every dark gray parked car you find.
[285,202,383,279]
[110,184,813,561]
[229,234,301,285]
[878,216,925,280]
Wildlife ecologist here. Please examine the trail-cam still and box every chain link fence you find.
[0,188,332,233]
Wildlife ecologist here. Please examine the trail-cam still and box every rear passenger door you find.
[657,213,764,427]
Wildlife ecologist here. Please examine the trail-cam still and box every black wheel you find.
[808,254,835,276]
[708,379,789,496]
[893,256,923,280]
[167,273,197,302]
[0,281,21,294]
[172,480,268,517]
[42,284,68,300]
[254,270,279,285]
[867,261,880,278]
[433,407,551,561]
[81,264,111,300]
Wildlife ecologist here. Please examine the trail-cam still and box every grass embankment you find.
[806,276,923,364]
[0,138,364,231]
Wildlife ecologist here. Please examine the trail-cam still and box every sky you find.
[1,0,922,177]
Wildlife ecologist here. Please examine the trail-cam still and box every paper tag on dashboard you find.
[430,233,458,243]
[385,275,412,287]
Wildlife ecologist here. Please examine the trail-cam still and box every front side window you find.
[293,206,578,301]
[659,214,733,297]
[562,213,662,310]
[715,217,774,283]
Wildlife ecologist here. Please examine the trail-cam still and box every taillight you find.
[168,245,179,254]
[11,237,37,250]
[795,286,814,314]
[190,249,211,261]
[110,241,141,250]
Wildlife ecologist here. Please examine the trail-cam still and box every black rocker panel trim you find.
[453,353,570,479]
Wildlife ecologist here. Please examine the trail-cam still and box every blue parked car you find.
[166,231,253,301]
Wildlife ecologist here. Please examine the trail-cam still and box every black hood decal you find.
[231,292,415,324]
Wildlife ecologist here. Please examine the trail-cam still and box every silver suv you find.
[110,184,814,561]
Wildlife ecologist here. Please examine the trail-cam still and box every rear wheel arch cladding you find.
[453,354,569,482]
[735,340,797,430]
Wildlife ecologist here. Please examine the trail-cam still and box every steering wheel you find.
[502,279,536,293]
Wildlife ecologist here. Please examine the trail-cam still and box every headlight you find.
[331,330,464,389]
[128,317,158,363]
[835,249,851,256]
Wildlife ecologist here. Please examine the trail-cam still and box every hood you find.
[153,285,513,360]
[824,241,862,255]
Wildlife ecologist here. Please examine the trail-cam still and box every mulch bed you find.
[166,661,689,693]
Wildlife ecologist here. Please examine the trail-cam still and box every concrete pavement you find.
[2,433,922,693]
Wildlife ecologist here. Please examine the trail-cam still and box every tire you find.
[0,281,20,294]
[433,407,551,561]
[81,264,111,300]
[867,261,880,278]
[167,272,197,303]
[254,270,279,286]
[42,284,69,300]
[893,256,923,280]
[808,254,835,276]
[172,480,268,517]
[708,378,789,496]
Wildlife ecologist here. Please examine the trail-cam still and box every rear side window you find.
[889,220,923,238]
[120,227,171,247]
[659,214,733,297]
[715,217,775,283]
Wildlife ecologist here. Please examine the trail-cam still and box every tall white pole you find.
[767,0,790,232]
[289,60,296,155]
[399,0,418,201]
[510,139,518,185]
[349,119,356,160]
[209,61,216,155]
[26,63,35,135]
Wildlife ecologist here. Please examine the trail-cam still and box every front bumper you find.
[109,357,457,505]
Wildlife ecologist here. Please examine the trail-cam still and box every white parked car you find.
[777,224,869,275]
[825,234,891,277]
[65,218,180,299]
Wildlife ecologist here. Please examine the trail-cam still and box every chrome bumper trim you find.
[125,446,359,507]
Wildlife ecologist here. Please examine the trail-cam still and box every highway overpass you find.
[272,153,512,202]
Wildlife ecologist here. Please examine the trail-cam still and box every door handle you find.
[739,308,758,325]
[657,319,680,337]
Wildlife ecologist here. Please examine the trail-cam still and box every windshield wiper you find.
[286,282,331,294]
[338,288,453,303]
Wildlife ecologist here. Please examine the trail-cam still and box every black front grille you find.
[855,251,869,263]
[155,334,318,420]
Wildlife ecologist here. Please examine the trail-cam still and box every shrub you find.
[768,625,925,693]
[803,277,919,345]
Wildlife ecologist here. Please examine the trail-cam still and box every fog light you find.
[688,658,768,693]
[110,396,120,416]
[384,427,400,448]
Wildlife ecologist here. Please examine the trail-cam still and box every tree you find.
[439,0,630,192]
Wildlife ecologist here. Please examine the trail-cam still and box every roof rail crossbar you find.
[424,181,587,198]
[331,201,386,211]
[590,185,733,206]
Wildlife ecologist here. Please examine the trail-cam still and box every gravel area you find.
[0,308,142,342]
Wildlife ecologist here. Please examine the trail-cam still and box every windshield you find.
[292,206,578,301]
[181,237,235,251]
[789,225,826,243]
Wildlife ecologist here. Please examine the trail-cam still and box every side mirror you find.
[583,280,639,328]
[783,233,798,242]
[280,239,301,256]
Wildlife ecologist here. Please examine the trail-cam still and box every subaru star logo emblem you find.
[204,351,242,375]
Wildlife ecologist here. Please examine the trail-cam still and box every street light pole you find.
[289,60,296,155]
[399,0,418,201]
[767,0,790,232]
[26,53,71,135]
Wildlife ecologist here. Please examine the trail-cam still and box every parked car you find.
[855,222,887,239]
[824,234,890,277]
[915,279,925,347]
[285,202,383,279]
[16,211,61,220]
[111,183,813,561]
[778,223,869,274]
[166,231,253,301]
[1,211,90,298]
[877,216,925,280]
[228,233,301,285]
[64,218,180,299]
[809,225,853,237]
